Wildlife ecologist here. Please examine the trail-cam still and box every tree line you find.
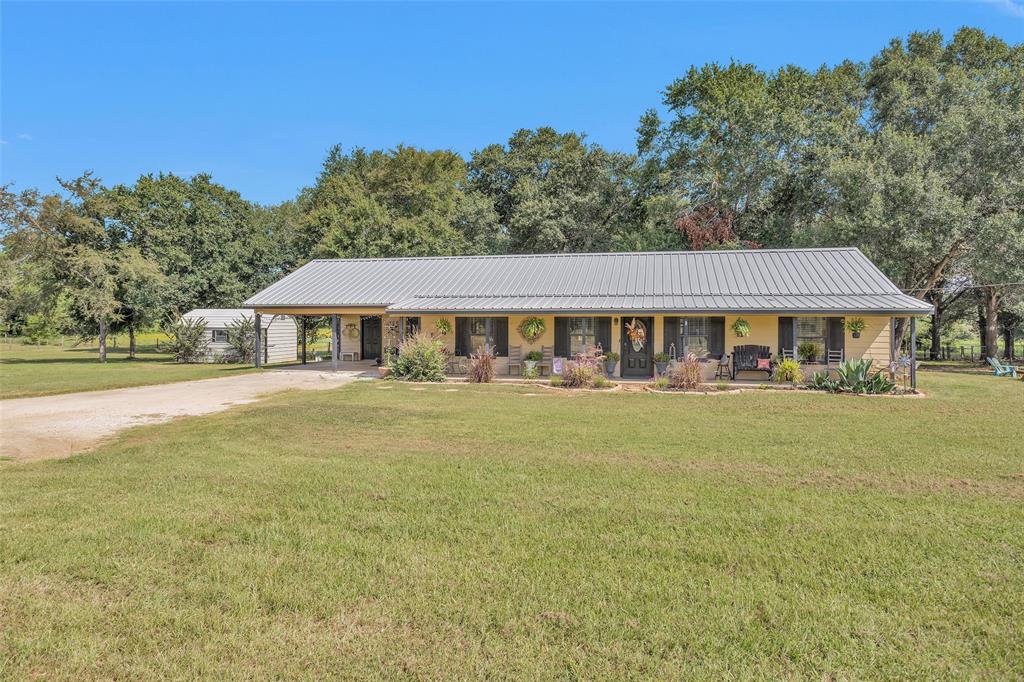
[2,27,1022,361]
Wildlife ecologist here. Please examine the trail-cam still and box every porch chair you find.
[508,345,522,376]
[780,347,796,361]
[986,357,1019,378]
[826,349,844,368]
[537,346,554,376]
[731,345,773,380]
[715,353,730,380]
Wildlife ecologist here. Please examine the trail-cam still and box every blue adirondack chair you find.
[986,357,1019,378]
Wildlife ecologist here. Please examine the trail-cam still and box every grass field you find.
[1,371,1022,678]
[0,334,259,399]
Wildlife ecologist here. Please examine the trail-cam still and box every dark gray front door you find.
[621,316,653,377]
[361,317,382,360]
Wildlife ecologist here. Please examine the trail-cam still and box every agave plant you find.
[809,371,840,393]
[833,359,896,394]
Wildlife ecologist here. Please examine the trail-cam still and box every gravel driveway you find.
[0,368,370,462]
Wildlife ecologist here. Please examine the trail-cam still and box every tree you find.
[1,175,164,362]
[110,173,281,317]
[467,128,639,253]
[303,145,490,259]
[638,60,865,248]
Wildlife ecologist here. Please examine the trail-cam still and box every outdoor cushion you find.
[757,358,771,370]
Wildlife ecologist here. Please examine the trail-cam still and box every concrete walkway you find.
[0,368,372,463]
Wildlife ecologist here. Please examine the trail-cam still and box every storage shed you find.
[181,309,297,364]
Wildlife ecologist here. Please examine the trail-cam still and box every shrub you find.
[593,375,610,388]
[517,316,547,343]
[666,353,703,390]
[834,359,896,394]
[392,332,447,382]
[562,361,596,388]
[549,375,563,387]
[716,381,729,391]
[561,348,604,388]
[603,350,619,362]
[524,350,543,362]
[774,358,804,384]
[654,351,671,363]
[163,317,210,363]
[468,349,495,383]
[809,371,840,392]
[226,315,256,363]
[653,377,670,390]
[797,342,822,362]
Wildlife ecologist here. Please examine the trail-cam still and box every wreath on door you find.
[625,318,646,352]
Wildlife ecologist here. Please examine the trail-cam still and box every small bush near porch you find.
[1,372,1021,678]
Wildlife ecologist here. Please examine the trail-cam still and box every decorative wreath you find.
[517,316,547,343]
[625,318,647,352]
[342,323,360,338]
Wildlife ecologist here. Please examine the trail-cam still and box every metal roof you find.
[244,248,933,315]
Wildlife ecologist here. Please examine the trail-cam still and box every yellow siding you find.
[844,316,892,363]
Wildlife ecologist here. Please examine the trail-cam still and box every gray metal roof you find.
[244,248,933,315]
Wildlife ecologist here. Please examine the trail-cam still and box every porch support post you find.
[791,318,798,357]
[254,313,262,368]
[301,316,307,365]
[910,316,917,390]
[331,314,339,371]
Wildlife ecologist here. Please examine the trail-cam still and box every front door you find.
[361,316,382,360]
[621,316,653,377]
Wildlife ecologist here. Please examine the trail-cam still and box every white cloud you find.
[17,133,32,141]
[0,139,8,145]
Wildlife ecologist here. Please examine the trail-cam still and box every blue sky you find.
[2,1,1021,205]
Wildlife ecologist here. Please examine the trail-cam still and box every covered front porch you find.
[249,308,923,388]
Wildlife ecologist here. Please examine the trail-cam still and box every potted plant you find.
[378,347,395,377]
[654,351,671,375]
[603,350,619,378]
[435,318,452,336]
[845,317,866,339]
[797,341,822,364]
[523,350,542,375]
[731,318,751,338]
[517,316,547,343]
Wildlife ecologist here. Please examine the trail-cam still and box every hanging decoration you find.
[625,318,646,352]
[342,323,360,339]
[517,316,547,343]
[731,318,751,338]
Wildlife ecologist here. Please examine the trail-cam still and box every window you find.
[796,317,827,348]
[211,329,228,343]
[679,317,709,358]
[402,317,421,340]
[468,317,490,355]
[568,317,597,355]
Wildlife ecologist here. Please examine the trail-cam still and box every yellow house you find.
[244,248,933,386]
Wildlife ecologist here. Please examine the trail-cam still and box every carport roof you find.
[244,248,933,315]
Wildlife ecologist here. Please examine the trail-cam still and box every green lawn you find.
[0,336,258,399]
[1,372,1022,678]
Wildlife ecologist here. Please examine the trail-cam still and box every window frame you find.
[796,317,828,349]
[679,317,710,359]
[567,317,598,356]
[211,329,229,343]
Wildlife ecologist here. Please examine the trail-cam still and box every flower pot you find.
[852,331,861,339]
[604,360,617,378]
[524,360,538,372]
[655,362,668,375]
[377,366,392,378]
